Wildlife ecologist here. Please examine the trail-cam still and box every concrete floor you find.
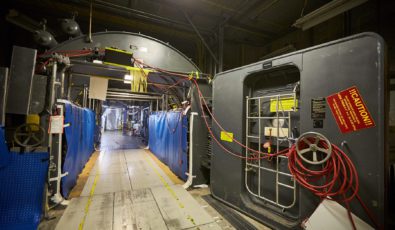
[39,131,271,230]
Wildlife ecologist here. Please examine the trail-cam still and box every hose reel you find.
[295,132,332,165]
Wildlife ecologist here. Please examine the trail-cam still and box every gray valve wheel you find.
[295,132,332,165]
[14,123,45,147]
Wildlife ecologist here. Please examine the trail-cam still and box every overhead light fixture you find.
[124,74,133,84]
[293,0,368,31]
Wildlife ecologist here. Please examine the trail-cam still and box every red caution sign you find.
[327,86,375,133]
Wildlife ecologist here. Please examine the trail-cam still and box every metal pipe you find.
[49,104,68,204]
[218,26,224,72]
[48,61,58,112]
[161,94,165,110]
[106,98,154,102]
[82,86,87,107]
[106,94,158,99]
[87,0,93,43]
[183,112,198,189]
[106,94,157,99]
[106,92,162,98]
[56,104,63,198]
[67,73,73,100]
[183,11,219,64]
[258,97,261,197]
[106,96,161,101]
[60,70,66,98]
[90,0,211,34]
[106,93,161,98]
[108,88,162,96]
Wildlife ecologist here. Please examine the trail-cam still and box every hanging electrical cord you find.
[38,49,99,58]
[132,58,289,159]
[133,58,266,154]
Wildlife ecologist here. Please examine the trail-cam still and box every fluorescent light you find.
[124,74,133,84]
[293,0,368,31]
[139,47,148,53]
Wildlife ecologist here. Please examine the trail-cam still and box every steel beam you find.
[183,11,219,64]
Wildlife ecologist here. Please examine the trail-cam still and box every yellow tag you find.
[220,131,233,142]
[26,114,40,131]
[270,97,298,112]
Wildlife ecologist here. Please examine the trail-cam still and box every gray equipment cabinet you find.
[210,33,389,229]
[6,46,47,115]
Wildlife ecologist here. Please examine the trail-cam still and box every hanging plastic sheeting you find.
[102,108,123,130]
[148,111,188,181]
[61,103,95,198]
[0,127,49,230]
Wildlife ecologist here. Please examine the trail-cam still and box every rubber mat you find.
[0,151,49,230]
[202,195,257,230]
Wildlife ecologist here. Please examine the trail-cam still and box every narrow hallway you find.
[100,131,145,151]
[55,147,220,230]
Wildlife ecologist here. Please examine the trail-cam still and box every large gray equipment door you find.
[211,33,388,229]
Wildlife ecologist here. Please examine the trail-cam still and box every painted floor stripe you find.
[143,152,197,227]
[78,152,103,230]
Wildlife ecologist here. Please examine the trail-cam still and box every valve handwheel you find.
[14,123,45,147]
[295,132,332,165]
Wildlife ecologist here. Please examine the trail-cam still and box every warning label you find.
[311,97,326,119]
[220,131,234,142]
[270,97,298,112]
[327,86,375,133]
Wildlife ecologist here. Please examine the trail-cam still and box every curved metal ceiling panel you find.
[50,31,199,73]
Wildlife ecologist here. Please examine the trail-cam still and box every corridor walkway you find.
[55,148,221,230]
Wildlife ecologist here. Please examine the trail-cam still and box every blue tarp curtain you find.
[0,127,48,230]
[61,103,95,198]
[148,111,188,181]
